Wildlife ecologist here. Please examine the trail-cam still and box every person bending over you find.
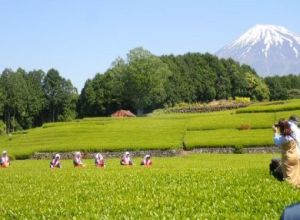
[0,151,10,168]
[73,152,85,167]
[50,154,61,168]
[140,154,152,166]
[120,152,133,165]
[95,153,105,167]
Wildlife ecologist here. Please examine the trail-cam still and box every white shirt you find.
[124,156,131,164]
[1,156,9,163]
[289,121,300,158]
[274,133,294,147]
[74,157,82,165]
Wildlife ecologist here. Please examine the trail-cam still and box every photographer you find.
[288,116,300,158]
[273,120,300,187]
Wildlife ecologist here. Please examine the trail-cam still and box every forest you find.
[0,47,299,132]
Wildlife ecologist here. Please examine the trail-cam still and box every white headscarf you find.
[75,152,81,158]
[144,154,150,160]
[95,153,103,160]
[55,154,60,159]
[2,150,7,156]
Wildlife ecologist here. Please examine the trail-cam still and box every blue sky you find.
[0,0,299,91]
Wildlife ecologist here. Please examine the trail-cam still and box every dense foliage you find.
[0,68,78,132]
[78,48,270,117]
[265,74,300,100]
[4,47,300,131]
[0,154,298,219]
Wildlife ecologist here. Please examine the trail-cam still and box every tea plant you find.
[0,154,298,219]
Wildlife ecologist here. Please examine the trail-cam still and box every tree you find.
[161,55,197,105]
[78,48,273,118]
[203,54,230,100]
[24,70,46,128]
[43,69,78,122]
[245,72,270,101]
[0,68,29,132]
[265,76,288,100]
[78,79,98,117]
[264,74,300,100]
[124,48,171,114]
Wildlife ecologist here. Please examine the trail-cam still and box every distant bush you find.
[239,124,251,130]
[233,145,245,154]
[235,97,251,103]
[151,100,250,115]
[288,89,300,99]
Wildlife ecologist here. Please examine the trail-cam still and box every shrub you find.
[235,96,251,103]
[233,145,244,154]
[239,124,251,130]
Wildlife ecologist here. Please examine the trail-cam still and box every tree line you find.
[77,47,269,117]
[1,47,299,132]
[0,68,78,132]
[265,75,300,100]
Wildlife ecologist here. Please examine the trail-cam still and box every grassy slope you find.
[236,99,300,113]
[0,99,300,158]
[184,129,273,149]
[0,154,298,219]
[0,118,186,158]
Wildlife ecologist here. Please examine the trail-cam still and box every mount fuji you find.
[216,24,300,76]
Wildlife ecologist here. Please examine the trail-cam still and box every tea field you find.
[0,99,300,159]
[0,154,299,219]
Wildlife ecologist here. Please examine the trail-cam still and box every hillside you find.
[1,99,300,159]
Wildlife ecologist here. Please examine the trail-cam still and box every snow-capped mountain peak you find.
[216,24,300,76]
[230,24,300,57]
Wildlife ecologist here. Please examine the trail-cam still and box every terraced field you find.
[0,118,186,159]
[0,99,300,159]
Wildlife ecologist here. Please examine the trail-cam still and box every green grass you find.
[187,110,300,131]
[184,129,273,149]
[0,118,186,159]
[0,154,298,219]
[1,99,300,158]
[187,112,274,130]
[236,99,300,113]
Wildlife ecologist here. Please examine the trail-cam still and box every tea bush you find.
[0,154,298,219]
[0,100,300,158]
[236,99,300,113]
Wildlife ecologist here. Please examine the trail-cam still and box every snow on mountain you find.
[216,24,300,76]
